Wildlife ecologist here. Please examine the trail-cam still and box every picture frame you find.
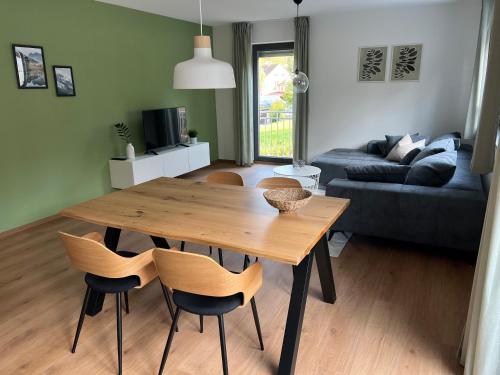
[12,44,48,89]
[358,46,388,82]
[53,66,76,97]
[390,44,423,81]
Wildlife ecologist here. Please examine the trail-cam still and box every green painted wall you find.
[0,0,218,232]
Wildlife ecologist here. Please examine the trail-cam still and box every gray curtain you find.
[293,16,310,162]
[465,0,500,174]
[233,22,253,166]
[459,146,500,374]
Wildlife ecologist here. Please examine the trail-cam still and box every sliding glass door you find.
[253,43,294,162]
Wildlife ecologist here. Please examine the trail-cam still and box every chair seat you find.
[173,291,243,316]
[84,250,140,293]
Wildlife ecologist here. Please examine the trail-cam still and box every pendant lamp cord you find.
[295,2,299,73]
[199,0,203,35]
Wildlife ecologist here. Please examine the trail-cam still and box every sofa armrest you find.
[366,140,385,155]
[326,178,486,251]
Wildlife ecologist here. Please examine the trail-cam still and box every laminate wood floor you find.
[0,162,474,374]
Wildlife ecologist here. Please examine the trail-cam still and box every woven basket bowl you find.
[263,188,312,214]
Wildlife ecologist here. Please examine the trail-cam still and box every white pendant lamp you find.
[173,0,236,89]
[292,0,309,94]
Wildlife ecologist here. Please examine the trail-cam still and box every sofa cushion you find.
[345,164,411,183]
[326,176,486,252]
[443,149,484,191]
[405,151,457,187]
[400,148,422,165]
[311,148,396,184]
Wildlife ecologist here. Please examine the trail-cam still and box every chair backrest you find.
[59,232,156,286]
[206,171,244,186]
[256,177,302,189]
[153,249,262,305]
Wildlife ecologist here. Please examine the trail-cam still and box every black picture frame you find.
[12,44,48,89]
[53,65,76,97]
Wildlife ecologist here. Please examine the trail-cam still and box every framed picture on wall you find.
[358,46,388,82]
[12,44,48,89]
[390,44,423,81]
[53,66,76,97]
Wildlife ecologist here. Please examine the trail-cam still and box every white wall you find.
[213,1,481,161]
[252,18,294,44]
[308,1,481,160]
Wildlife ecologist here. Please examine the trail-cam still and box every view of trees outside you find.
[257,54,294,158]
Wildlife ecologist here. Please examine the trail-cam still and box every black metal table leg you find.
[328,229,335,242]
[85,227,121,316]
[105,227,121,251]
[151,236,170,249]
[314,234,337,304]
[278,251,314,375]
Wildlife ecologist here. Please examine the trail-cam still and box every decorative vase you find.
[293,159,305,168]
[190,137,198,145]
[126,143,135,160]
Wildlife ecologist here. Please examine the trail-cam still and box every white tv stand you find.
[109,142,210,189]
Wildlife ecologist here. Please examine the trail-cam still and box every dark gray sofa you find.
[312,144,487,253]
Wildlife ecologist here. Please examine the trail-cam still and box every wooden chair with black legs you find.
[180,171,244,266]
[256,176,302,189]
[59,231,166,375]
[153,248,264,375]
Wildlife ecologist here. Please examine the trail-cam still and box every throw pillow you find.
[367,140,386,155]
[405,151,457,187]
[433,132,462,141]
[409,138,455,165]
[431,133,461,150]
[399,148,422,165]
[386,134,412,160]
[384,133,422,156]
[410,147,446,165]
[345,164,411,184]
[426,138,456,152]
[411,134,427,143]
[386,137,426,162]
[377,141,387,155]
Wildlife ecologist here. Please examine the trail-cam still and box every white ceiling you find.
[97,0,459,26]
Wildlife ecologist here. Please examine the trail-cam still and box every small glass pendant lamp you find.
[173,0,236,89]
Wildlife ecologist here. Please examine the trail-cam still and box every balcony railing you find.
[258,111,293,159]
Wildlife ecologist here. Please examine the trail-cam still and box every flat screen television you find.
[142,107,187,151]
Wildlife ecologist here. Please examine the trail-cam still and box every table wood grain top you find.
[60,178,350,265]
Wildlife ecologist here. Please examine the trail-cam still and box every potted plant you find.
[114,123,135,160]
[188,129,198,144]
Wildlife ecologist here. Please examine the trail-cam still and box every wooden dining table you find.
[60,177,350,375]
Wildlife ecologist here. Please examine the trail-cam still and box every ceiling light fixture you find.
[173,0,236,89]
[292,0,309,94]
